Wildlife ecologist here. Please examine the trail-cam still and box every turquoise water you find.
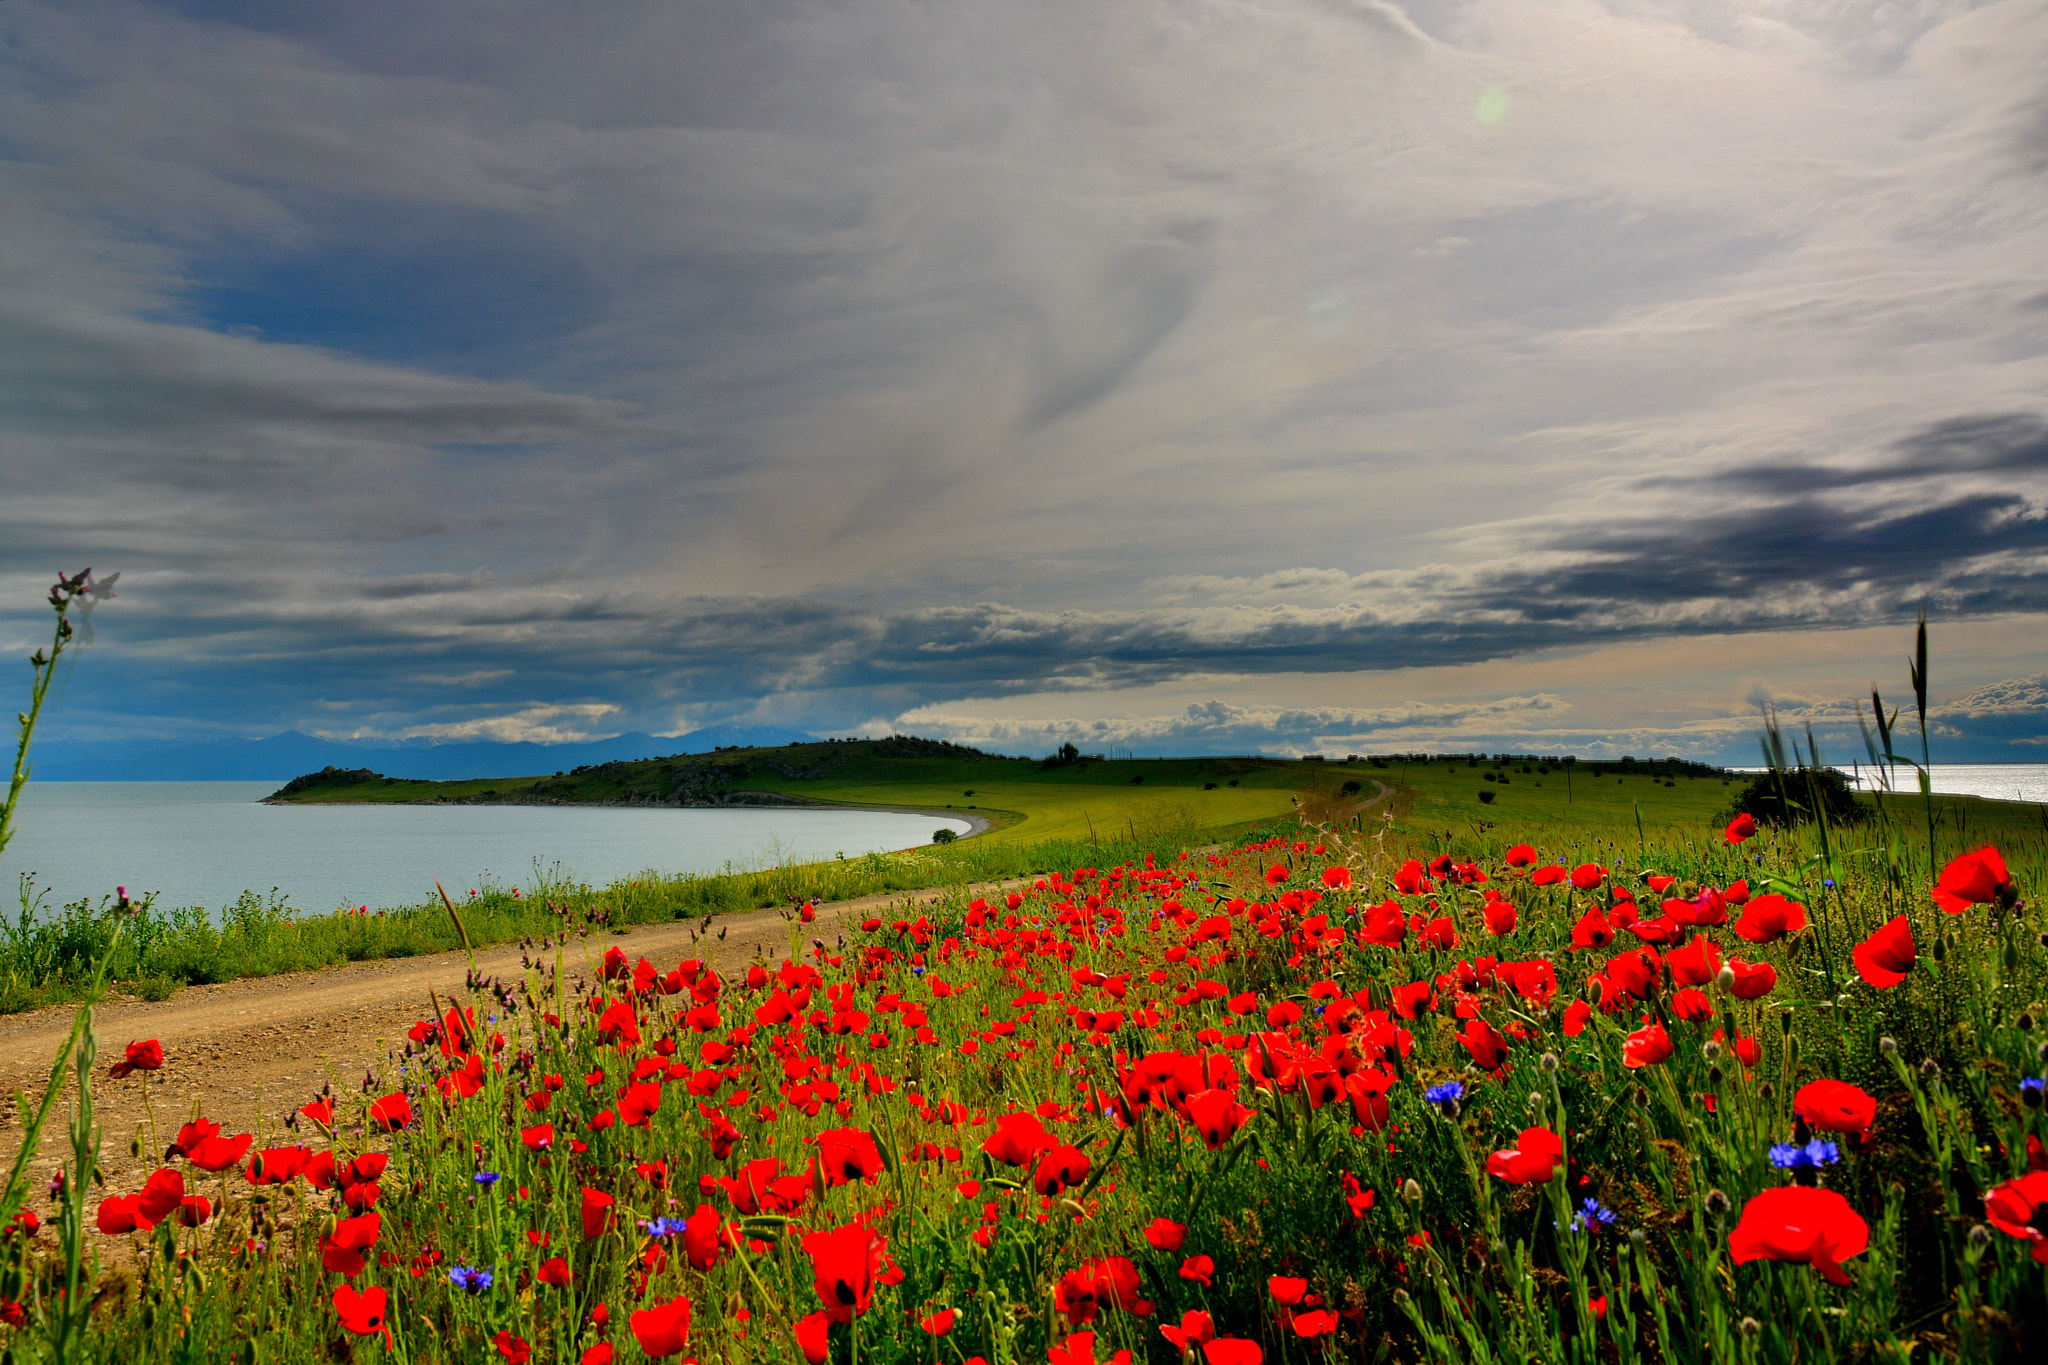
[1,782,972,918]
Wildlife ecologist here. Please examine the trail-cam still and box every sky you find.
[3,0,2047,766]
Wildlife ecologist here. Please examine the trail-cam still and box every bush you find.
[931,827,958,844]
[1727,767,1865,828]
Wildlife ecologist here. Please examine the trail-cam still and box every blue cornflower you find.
[2021,1077,2044,1098]
[641,1216,689,1239]
[1574,1198,1617,1234]
[449,1266,493,1293]
[1768,1139,1841,1171]
[1423,1081,1465,1110]
[474,1171,501,1188]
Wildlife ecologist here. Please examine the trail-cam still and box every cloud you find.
[369,703,623,746]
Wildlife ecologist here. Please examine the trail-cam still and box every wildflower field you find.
[3,580,2046,1363]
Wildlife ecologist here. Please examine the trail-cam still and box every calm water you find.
[1,783,973,917]
[1839,762,2048,804]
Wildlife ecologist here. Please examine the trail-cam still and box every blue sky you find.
[4,0,2047,765]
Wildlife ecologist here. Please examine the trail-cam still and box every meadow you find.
[4,579,2047,1363]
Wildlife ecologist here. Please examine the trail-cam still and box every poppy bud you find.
[1628,1228,1646,1245]
[1714,965,1735,992]
[1539,1052,1558,1073]
[1878,1036,1896,1055]
[1932,935,1947,962]
[1392,1289,1411,1307]
[1739,1318,1760,1338]
[1920,1058,1942,1081]
[1704,1188,1730,1218]
[1400,1178,1422,1205]
[1967,1223,1992,1251]
[2019,1013,2035,1033]
[1759,1083,1774,1101]
[1702,1041,1721,1061]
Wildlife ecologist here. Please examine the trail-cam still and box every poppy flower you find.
[1268,1276,1307,1306]
[1179,1254,1215,1286]
[185,1133,253,1173]
[816,1127,886,1186]
[630,1294,692,1358]
[333,1284,392,1347]
[137,1168,187,1225]
[1457,1018,1509,1072]
[1852,916,1915,988]
[1393,861,1432,895]
[246,1146,308,1186]
[581,1186,616,1240]
[1344,1070,1394,1131]
[1983,1171,2048,1263]
[921,1308,957,1335]
[803,1221,882,1324]
[1621,1023,1673,1069]
[1793,1079,1876,1138]
[299,1096,334,1128]
[1504,843,1537,867]
[1666,935,1722,987]
[1932,846,2016,914]
[580,1347,615,1365]
[1360,900,1406,946]
[1143,1217,1186,1252]
[321,1211,381,1276]
[1723,959,1777,1001]
[1671,988,1714,1022]
[616,1081,660,1126]
[367,1092,413,1131]
[1204,1342,1264,1365]
[1486,1127,1564,1185]
[1321,866,1352,890]
[790,1311,832,1363]
[981,1111,1053,1166]
[1725,814,1757,844]
[1532,866,1567,887]
[1161,1309,1216,1349]
[1483,899,1517,935]
[1032,1145,1092,1197]
[493,1331,532,1365]
[1571,863,1605,890]
[1057,1257,1150,1323]
[108,1039,163,1079]
[1183,1089,1253,1150]
[1291,1309,1340,1337]
[1733,893,1807,944]
[1570,909,1615,951]
[521,1123,554,1151]
[537,1257,574,1288]
[1391,980,1436,1019]
[683,1203,726,1271]
[1049,1332,1133,1365]
[1563,1000,1593,1037]
[1727,1186,1868,1285]
[96,1194,150,1235]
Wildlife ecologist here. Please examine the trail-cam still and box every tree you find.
[1726,767,1864,829]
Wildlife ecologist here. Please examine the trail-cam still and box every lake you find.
[0,782,974,918]
[1838,762,2048,805]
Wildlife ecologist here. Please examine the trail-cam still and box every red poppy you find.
[816,1128,886,1186]
[630,1294,692,1358]
[682,1202,726,1271]
[1725,814,1757,844]
[246,1146,308,1186]
[1394,861,1432,895]
[803,1221,883,1324]
[367,1092,413,1131]
[521,1123,554,1151]
[1563,1000,1593,1037]
[96,1194,149,1235]
[1457,1017,1509,1072]
[1852,916,1915,989]
[1486,1127,1564,1185]
[580,1346,615,1365]
[1049,1332,1133,1365]
[1793,1079,1877,1138]
[1622,1023,1673,1069]
[1179,1254,1215,1286]
[1183,1089,1253,1150]
[185,1133,253,1173]
[321,1211,380,1276]
[333,1284,392,1347]
[1570,863,1605,890]
[299,1096,335,1128]
[494,1330,532,1365]
[1391,980,1436,1019]
[1483,899,1517,935]
[921,1308,957,1335]
[1268,1276,1307,1306]
[1291,1309,1340,1337]
[1161,1309,1216,1350]
[537,1257,573,1288]
[1504,843,1537,867]
[108,1039,164,1079]
[1984,1171,2048,1263]
[1666,935,1722,987]
[1532,866,1567,887]
[137,1168,187,1225]
[1360,900,1406,945]
[1733,893,1807,944]
[1670,988,1714,1022]
[1723,959,1777,1001]
[1570,909,1615,951]
[1204,1342,1264,1365]
[1932,846,2016,914]
[1345,1069,1394,1131]
[1144,1217,1186,1251]
[789,1311,831,1363]
[616,1080,660,1126]
[981,1111,1053,1166]
[1728,1186,1868,1285]
[1032,1145,1092,1197]
[580,1186,616,1240]
[1320,866,1352,890]
[1055,1257,1151,1325]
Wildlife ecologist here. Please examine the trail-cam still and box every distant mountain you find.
[31,725,818,781]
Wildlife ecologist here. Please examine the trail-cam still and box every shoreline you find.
[262,789,997,839]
